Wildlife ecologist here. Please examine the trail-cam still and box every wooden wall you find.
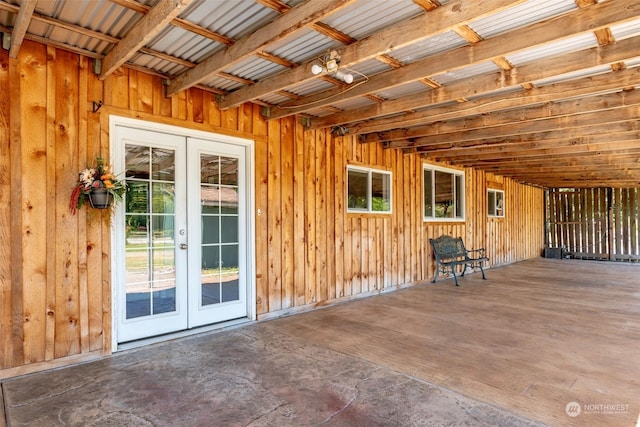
[0,41,545,376]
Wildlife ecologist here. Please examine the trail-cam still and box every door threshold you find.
[116,318,253,352]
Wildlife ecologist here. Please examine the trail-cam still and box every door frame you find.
[109,115,256,352]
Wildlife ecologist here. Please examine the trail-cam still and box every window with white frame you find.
[347,166,392,213]
[423,165,465,221]
[488,189,505,217]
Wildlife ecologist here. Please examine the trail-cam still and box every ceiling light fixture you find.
[311,50,354,84]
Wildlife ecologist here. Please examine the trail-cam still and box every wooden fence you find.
[546,188,640,261]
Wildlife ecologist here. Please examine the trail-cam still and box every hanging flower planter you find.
[88,187,114,209]
[69,157,126,214]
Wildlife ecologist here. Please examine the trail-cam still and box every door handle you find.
[180,243,188,249]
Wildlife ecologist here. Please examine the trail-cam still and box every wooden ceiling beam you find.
[311,21,356,44]
[469,169,640,184]
[379,86,640,143]
[0,3,211,77]
[413,0,441,11]
[424,134,640,160]
[482,172,640,184]
[255,0,292,14]
[109,0,234,45]
[451,155,640,169]
[394,104,640,149]
[386,73,640,148]
[171,17,234,46]
[99,0,192,80]
[504,165,640,175]
[353,36,640,135]
[502,169,640,177]
[7,0,36,58]
[0,1,119,43]
[481,175,640,187]
[438,145,640,165]
[166,0,357,97]
[535,180,640,188]
[0,22,102,58]
[412,121,640,152]
[219,0,525,110]
[306,0,640,127]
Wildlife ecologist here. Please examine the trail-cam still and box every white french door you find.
[112,120,252,344]
[186,138,248,327]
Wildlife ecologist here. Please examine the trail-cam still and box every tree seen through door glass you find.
[124,144,178,320]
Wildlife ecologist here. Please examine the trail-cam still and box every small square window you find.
[347,166,391,213]
[488,189,504,217]
[423,165,465,221]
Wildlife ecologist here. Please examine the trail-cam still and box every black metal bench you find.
[429,235,489,286]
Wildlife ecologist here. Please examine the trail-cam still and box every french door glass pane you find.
[200,153,239,307]
[125,144,177,319]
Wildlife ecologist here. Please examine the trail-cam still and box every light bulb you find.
[311,64,324,75]
[335,70,354,84]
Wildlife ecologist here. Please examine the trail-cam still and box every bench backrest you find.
[429,235,467,261]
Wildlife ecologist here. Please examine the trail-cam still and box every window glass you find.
[488,189,505,217]
[347,169,368,210]
[371,172,391,212]
[434,170,454,218]
[347,167,391,213]
[424,169,433,217]
[423,165,465,221]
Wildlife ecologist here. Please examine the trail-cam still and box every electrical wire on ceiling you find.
[277,66,370,109]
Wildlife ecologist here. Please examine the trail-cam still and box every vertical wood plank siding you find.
[547,188,640,260]
[0,42,544,375]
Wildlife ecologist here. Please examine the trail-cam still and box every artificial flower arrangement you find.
[69,157,127,214]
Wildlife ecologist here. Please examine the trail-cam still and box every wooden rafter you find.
[420,131,640,158]
[255,0,292,14]
[380,87,640,143]
[396,106,640,151]
[109,0,234,45]
[219,0,526,110]
[99,0,193,79]
[308,0,640,128]
[166,0,358,97]
[412,0,441,11]
[0,0,211,77]
[7,0,36,58]
[353,35,640,138]
[0,1,117,43]
[414,121,640,153]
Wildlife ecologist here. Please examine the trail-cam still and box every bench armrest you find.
[466,248,486,257]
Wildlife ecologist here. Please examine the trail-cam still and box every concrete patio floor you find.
[1,319,541,426]
[4,257,639,426]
